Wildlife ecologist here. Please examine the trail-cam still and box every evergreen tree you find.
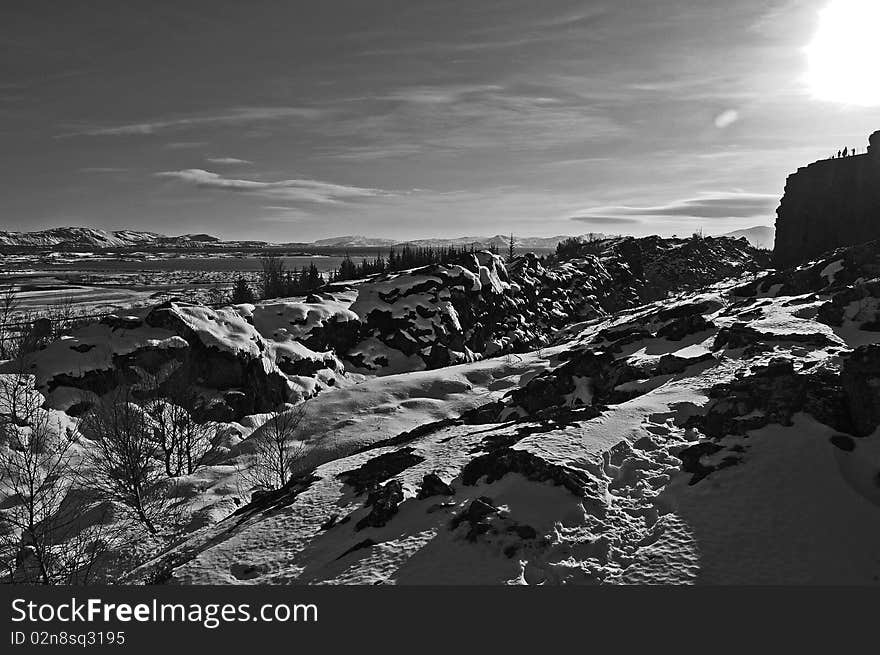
[230,277,256,304]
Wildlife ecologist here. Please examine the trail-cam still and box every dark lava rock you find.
[816,279,880,328]
[713,322,837,351]
[101,314,144,330]
[356,479,404,531]
[250,489,273,504]
[65,400,94,417]
[815,301,845,327]
[656,299,723,322]
[450,496,500,542]
[300,316,361,355]
[337,448,425,494]
[593,326,654,353]
[688,357,852,438]
[460,496,498,523]
[232,473,320,518]
[507,349,640,414]
[222,391,250,419]
[633,436,659,451]
[656,314,714,341]
[353,417,461,454]
[678,442,739,485]
[656,351,714,375]
[334,236,760,374]
[417,472,455,499]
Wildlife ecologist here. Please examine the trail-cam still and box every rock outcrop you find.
[774,130,880,268]
[8,236,762,421]
[112,235,880,585]
[5,301,340,421]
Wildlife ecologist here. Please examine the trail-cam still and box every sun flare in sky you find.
[806,0,880,106]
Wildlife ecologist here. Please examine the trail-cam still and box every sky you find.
[1,0,879,242]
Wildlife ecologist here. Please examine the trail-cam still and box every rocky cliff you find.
[774,130,880,268]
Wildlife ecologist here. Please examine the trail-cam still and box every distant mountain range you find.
[721,225,774,249]
[311,234,602,249]
[0,227,157,248]
[0,228,605,251]
[0,227,223,249]
[0,226,775,251]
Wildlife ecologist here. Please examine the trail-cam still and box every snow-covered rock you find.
[3,300,343,420]
[105,237,880,585]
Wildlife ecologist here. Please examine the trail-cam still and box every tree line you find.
[236,243,503,302]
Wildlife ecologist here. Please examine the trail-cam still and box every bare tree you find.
[1,310,54,359]
[46,510,122,585]
[0,372,114,584]
[238,402,309,494]
[144,379,219,478]
[79,387,172,535]
[43,295,89,341]
[0,285,19,360]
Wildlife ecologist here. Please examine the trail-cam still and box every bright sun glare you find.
[806,0,880,106]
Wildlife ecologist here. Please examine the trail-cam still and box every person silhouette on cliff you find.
[837,150,842,158]
[844,147,849,157]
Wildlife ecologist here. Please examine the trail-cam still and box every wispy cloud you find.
[206,157,252,165]
[259,205,314,222]
[61,106,324,137]
[154,169,388,204]
[320,84,625,159]
[321,144,425,162]
[570,215,642,225]
[381,84,505,105]
[572,192,778,223]
[164,141,208,150]
[355,5,609,57]
[78,167,129,173]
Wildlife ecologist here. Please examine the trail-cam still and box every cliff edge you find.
[774,131,880,268]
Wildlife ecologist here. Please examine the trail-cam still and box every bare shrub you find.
[0,285,20,360]
[43,295,88,341]
[79,387,176,535]
[0,373,118,584]
[238,402,309,495]
[144,379,219,478]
